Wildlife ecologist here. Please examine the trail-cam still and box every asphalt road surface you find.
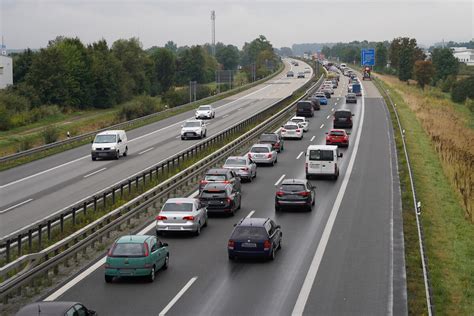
[0,59,312,237]
[43,71,407,315]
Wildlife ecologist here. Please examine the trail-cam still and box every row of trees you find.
[1,35,279,130]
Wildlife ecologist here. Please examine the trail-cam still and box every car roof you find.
[335,109,352,113]
[284,121,299,126]
[307,144,338,150]
[164,198,197,204]
[330,129,346,133]
[116,235,151,244]
[260,132,278,136]
[281,178,307,185]
[16,301,83,316]
[206,168,230,174]
[96,130,124,136]
[238,217,269,227]
[198,105,212,108]
[226,156,246,160]
[291,116,305,120]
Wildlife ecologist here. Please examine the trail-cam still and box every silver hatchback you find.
[248,144,278,166]
[223,156,257,182]
[155,198,208,236]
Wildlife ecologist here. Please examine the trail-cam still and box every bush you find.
[439,75,456,93]
[451,76,474,103]
[41,125,60,144]
[0,104,11,130]
[118,95,164,121]
[162,89,189,108]
[18,137,35,151]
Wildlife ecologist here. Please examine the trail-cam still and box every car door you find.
[266,221,277,251]
[149,237,161,266]
[248,157,257,177]
[320,150,335,175]
[230,170,241,191]
[195,201,205,227]
[307,182,315,203]
[270,220,281,246]
[230,185,240,209]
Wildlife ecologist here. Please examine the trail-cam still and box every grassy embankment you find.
[375,75,473,315]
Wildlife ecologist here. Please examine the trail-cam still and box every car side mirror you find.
[276,225,281,229]
[338,153,343,158]
[118,139,122,143]
[161,242,169,247]
[233,223,237,227]
[352,114,355,116]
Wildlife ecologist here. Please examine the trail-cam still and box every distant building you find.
[0,55,13,89]
[450,47,474,66]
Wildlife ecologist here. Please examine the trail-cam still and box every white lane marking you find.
[291,85,365,316]
[296,152,304,160]
[1,72,289,189]
[337,98,340,101]
[44,189,201,301]
[331,108,335,112]
[326,115,331,119]
[222,114,229,118]
[310,136,315,142]
[274,174,285,186]
[159,277,198,316]
[138,147,154,155]
[335,103,338,106]
[246,210,255,218]
[175,136,181,139]
[320,124,324,129]
[237,108,243,111]
[0,198,34,214]
[83,168,107,178]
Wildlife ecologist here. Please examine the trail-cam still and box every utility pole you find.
[211,10,216,56]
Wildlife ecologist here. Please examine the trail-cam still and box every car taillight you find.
[263,240,271,250]
[228,240,235,250]
[276,191,284,197]
[226,197,232,204]
[241,167,249,171]
[344,136,348,141]
[274,142,280,148]
[156,215,167,220]
[281,129,286,132]
[326,136,330,140]
[299,191,310,197]
[144,242,149,257]
[267,153,272,158]
[296,129,301,133]
[223,180,230,184]
[200,180,208,185]
[248,153,252,158]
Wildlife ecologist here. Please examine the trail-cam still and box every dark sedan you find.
[275,179,315,212]
[199,182,241,216]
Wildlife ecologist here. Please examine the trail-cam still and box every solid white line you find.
[320,124,324,129]
[274,174,285,186]
[246,210,255,218]
[83,168,107,178]
[0,198,34,214]
[291,85,365,316]
[138,147,154,155]
[326,115,331,119]
[159,277,198,316]
[296,152,304,160]
[310,136,315,142]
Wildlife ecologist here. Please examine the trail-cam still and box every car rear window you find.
[335,111,351,118]
[205,175,227,181]
[251,146,270,153]
[260,134,277,142]
[281,184,306,192]
[297,102,312,109]
[225,158,246,166]
[291,118,304,123]
[201,190,227,198]
[110,243,144,257]
[330,131,345,136]
[162,202,193,212]
[309,149,334,161]
[284,124,298,130]
[231,226,268,239]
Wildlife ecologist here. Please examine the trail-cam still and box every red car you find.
[325,129,350,147]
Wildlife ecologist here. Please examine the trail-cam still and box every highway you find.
[0,59,312,237]
[43,72,407,315]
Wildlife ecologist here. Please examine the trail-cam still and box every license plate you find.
[339,118,347,121]
[99,153,107,157]
[209,200,223,205]
[310,163,320,167]
[256,154,265,158]
[241,243,257,248]
[186,133,193,136]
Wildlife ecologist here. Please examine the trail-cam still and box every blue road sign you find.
[361,48,375,66]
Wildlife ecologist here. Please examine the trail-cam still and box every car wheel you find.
[271,160,275,166]
[275,157,278,164]
[123,147,128,157]
[253,170,257,178]
[269,248,276,261]
[195,223,201,236]
[163,255,169,270]
[105,275,113,283]
[306,174,312,180]
[115,150,120,160]
[203,216,208,227]
[237,198,241,210]
[156,230,161,237]
[248,175,253,183]
[148,266,155,282]
[91,156,96,161]
[228,254,235,261]
[204,131,207,137]
[278,238,282,250]
[181,136,185,140]
[275,206,281,212]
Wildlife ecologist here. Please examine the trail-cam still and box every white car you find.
[322,84,334,94]
[281,122,303,139]
[181,120,207,140]
[195,105,215,119]
[91,130,128,160]
[155,198,208,236]
[290,116,309,132]
[304,67,311,74]
[247,144,278,166]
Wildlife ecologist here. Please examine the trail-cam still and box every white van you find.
[305,145,343,180]
[91,130,128,160]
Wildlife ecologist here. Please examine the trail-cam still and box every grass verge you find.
[375,78,474,315]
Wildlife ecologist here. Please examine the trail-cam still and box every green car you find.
[104,235,169,283]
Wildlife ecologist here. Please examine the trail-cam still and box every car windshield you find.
[225,158,246,166]
[251,146,269,153]
[335,111,351,118]
[297,102,312,109]
[184,121,201,127]
[260,134,277,142]
[330,131,345,136]
[231,226,268,239]
[316,94,325,98]
[309,149,334,161]
[162,202,193,212]
[284,124,298,130]
[198,106,210,111]
[94,134,116,143]
[201,190,227,198]
[110,243,144,257]
[205,175,227,181]
[281,184,306,192]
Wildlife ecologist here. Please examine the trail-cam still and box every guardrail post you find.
[38,224,42,249]
[128,179,132,194]
[143,174,146,188]
[103,192,107,209]
[112,189,115,205]
[94,196,97,212]
[136,176,139,191]
[17,234,22,256]
[60,214,64,233]
[6,240,11,262]
[28,229,33,250]
[72,208,76,226]
[47,220,52,240]
[120,184,124,198]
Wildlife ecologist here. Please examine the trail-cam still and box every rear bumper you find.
[333,122,353,128]
[181,132,201,138]
[228,249,271,258]
[276,200,311,207]
[156,222,199,232]
[326,140,349,147]
[282,133,302,139]
[105,267,151,277]
[252,157,275,164]
[346,99,357,103]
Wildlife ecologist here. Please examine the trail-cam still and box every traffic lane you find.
[301,97,406,315]
[54,97,347,316]
[0,59,297,186]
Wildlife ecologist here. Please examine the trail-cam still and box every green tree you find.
[431,47,459,83]
[216,44,240,70]
[13,49,35,84]
[164,41,178,53]
[413,60,435,89]
[279,47,293,57]
[321,46,331,58]
[451,76,474,103]
[151,47,176,93]
[398,47,414,81]
[375,42,388,71]
[175,46,207,84]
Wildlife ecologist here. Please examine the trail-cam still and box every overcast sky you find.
[1,0,473,50]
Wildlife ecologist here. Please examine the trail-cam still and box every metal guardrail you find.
[0,63,284,164]
[0,72,325,302]
[373,77,434,315]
